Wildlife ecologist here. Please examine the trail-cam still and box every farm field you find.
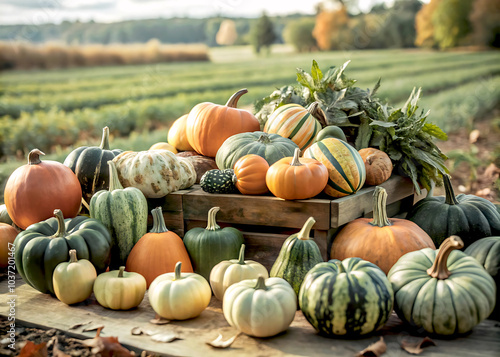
[0,46,499,200]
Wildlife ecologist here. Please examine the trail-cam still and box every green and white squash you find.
[200,169,237,194]
[0,204,13,225]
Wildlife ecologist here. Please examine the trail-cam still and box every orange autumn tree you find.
[415,0,442,48]
[313,5,350,50]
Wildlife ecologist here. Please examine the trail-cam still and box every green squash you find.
[14,209,111,294]
[90,161,148,269]
[465,236,500,320]
[315,126,347,142]
[299,257,393,336]
[388,236,496,335]
[406,174,500,247]
[183,206,244,281]
[270,217,324,295]
[0,204,13,225]
[215,131,298,170]
[64,127,122,205]
[200,169,237,194]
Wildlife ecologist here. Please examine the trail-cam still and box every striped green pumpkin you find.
[304,138,366,197]
[264,103,321,151]
[299,257,394,337]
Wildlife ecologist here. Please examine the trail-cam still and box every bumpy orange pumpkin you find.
[266,148,328,200]
[168,114,193,151]
[358,148,393,186]
[186,89,260,157]
[0,223,17,268]
[234,154,269,195]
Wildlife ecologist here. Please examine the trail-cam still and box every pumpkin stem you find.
[307,102,327,127]
[53,209,67,237]
[68,249,78,263]
[174,261,183,280]
[427,235,464,279]
[28,149,45,165]
[150,207,168,233]
[370,187,392,227]
[254,276,267,291]
[118,266,125,278]
[107,161,124,191]
[225,89,248,108]
[257,133,271,144]
[206,207,221,231]
[290,148,303,167]
[237,244,246,265]
[297,217,316,240]
[99,127,110,150]
[443,174,459,205]
[335,260,345,273]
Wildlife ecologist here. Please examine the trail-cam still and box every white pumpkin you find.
[210,244,269,300]
[177,157,197,189]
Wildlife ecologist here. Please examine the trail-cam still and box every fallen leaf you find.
[151,333,181,343]
[401,336,436,355]
[18,341,48,357]
[149,315,171,325]
[131,327,156,336]
[357,337,387,357]
[83,324,105,333]
[469,129,480,144]
[80,327,135,357]
[52,337,71,357]
[69,321,92,330]
[206,332,241,349]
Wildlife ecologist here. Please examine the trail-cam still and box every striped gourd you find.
[299,257,394,336]
[264,103,321,151]
[304,138,366,197]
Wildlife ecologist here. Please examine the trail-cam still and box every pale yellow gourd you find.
[210,244,269,300]
[93,266,146,310]
[53,249,96,305]
[223,276,297,338]
[149,261,211,320]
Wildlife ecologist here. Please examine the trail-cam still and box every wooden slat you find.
[313,229,329,261]
[241,232,289,271]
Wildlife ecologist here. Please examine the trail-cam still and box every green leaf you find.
[370,78,381,98]
[370,120,397,128]
[423,122,448,141]
[296,68,314,90]
[311,60,323,87]
[355,117,372,149]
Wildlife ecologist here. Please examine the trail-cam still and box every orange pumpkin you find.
[0,223,18,268]
[149,142,178,154]
[266,148,328,200]
[330,186,435,275]
[186,89,260,157]
[168,114,193,152]
[4,149,82,230]
[358,148,393,186]
[234,154,269,195]
[126,207,193,287]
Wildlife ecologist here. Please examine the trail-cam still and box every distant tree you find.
[470,0,500,47]
[415,0,442,48]
[250,12,276,54]
[432,0,474,49]
[283,18,317,52]
[216,19,237,46]
[313,6,350,50]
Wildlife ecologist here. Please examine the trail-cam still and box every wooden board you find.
[1,278,499,357]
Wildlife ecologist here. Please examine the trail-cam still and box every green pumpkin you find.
[183,206,244,281]
[64,127,123,205]
[388,236,496,335]
[270,217,324,295]
[465,236,500,320]
[90,161,148,269]
[200,169,237,194]
[315,126,347,142]
[299,257,393,336]
[0,204,13,225]
[215,131,298,170]
[406,174,500,247]
[13,209,111,294]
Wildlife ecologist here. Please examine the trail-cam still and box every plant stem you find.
[443,174,459,205]
[68,249,78,263]
[53,209,66,237]
[118,266,125,278]
[427,236,464,279]
[237,244,246,264]
[257,133,271,144]
[99,127,110,150]
[150,207,168,233]
[174,261,182,280]
[206,207,221,231]
[297,217,315,240]
[28,149,45,165]
[370,187,391,227]
[290,148,302,166]
[107,161,123,191]
[225,89,248,108]
[254,276,267,290]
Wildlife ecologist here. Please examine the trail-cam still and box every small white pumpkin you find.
[210,244,269,300]
[223,276,297,337]
[149,261,211,320]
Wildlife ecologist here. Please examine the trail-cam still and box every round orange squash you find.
[149,142,178,154]
[0,223,18,268]
[4,149,82,230]
[186,89,260,157]
[168,114,193,152]
[330,186,435,275]
[358,148,393,186]
[234,154,269,195]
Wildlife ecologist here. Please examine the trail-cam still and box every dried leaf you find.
[52,337,71,357]
[469,129,480,144]
[131,327,156,336]
[149,315,171,325]
[151,333,180,343]
[83,324,105,333]
[80,327,135,357]
[18,341,48,357]
[206,332,241,349]
[357,337,387,357]
[401,336,436,355]
[69,321,92,330]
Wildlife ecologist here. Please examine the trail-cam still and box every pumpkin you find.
[176,154,218,183]
[270,216,324,295]
[168,114,194,151]
[299,257,394,336]
[183,206,244,281]
[176,151,201,158]
[186,89,260,157]
[0,223,17,268]
[264,102,321,150]
[266,148,328,200]
[215,131,298,170]
[126,207,193,288]
[223,276,297,337]
[63,126,123,205]
[316,125,347,142]
[94,266,147,310]
[0,204,13,225]
[53,249,97,305]
[210,244,269,300]
[464,236,500,320]
[149,142,178,154]
[388,236,496,335]
[358,148,393,186]
[234,154,269,195]
[406,174,500,247]
[90,161,148,269]
[149,261,211,320]
[330,186,435,275]
[200,169,237,194]
[14,209,111,294]
[4,149,82,230]
[177,157,197,189]
[112,150,195,198]
[304,138,366,198]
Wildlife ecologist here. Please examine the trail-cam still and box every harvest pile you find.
[1,60,499,352]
